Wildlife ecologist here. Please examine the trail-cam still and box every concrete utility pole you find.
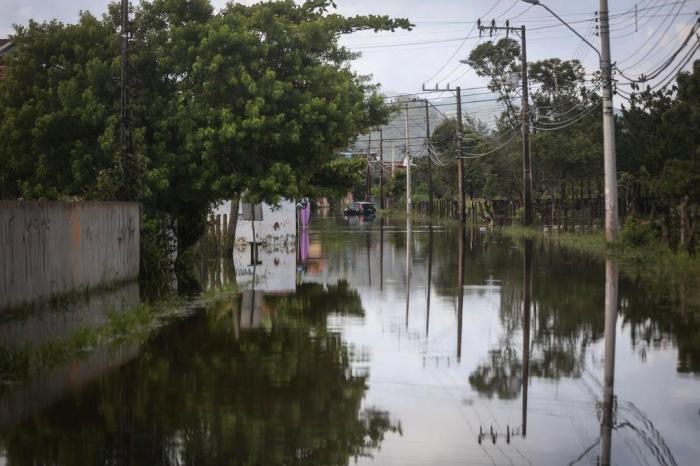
[599,0,619,242]
[405,102,412,216]
[379,129,384,210]
[522,0,619,240]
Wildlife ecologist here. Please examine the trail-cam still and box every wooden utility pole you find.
[379,129,384,210]
[421,84,465,222]
[477,23,534,226]
[599,0,619,242]
[520,25,534,226]
[456,86,465,223]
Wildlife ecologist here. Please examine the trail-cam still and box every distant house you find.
[0,39,14,80]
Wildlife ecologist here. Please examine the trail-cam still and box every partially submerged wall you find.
[0,201,140,311]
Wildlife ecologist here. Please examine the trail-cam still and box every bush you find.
[620,215,656,248]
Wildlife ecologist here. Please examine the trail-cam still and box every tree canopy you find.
[0,0,411,256]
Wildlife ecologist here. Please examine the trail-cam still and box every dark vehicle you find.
[344,202,376,216]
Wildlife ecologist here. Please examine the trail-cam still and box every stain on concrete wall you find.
[0,201,140,311]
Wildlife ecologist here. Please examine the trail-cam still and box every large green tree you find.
[0,0,410,262]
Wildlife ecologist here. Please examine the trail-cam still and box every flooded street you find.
[1,214,699,465]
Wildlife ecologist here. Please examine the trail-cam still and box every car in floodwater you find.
[343,202,376,216]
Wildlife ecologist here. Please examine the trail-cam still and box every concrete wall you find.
[0,201,140,311]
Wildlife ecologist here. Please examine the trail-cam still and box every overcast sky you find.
[1,0,697,100]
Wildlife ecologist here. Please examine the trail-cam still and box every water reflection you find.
[600,257,618,466]
[0,216,699,465]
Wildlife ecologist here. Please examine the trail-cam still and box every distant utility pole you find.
[476,22,533,226]
[456,86,465,223]
[425,100,433,217]
[405,102,411,216]
[366,131,372,201]
[421,83,466,222]
[379,129,384,210]
[120,0,132,200]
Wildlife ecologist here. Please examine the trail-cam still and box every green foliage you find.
[0,0,410,264]
[620,215,656,248]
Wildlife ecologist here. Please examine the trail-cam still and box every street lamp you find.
[521,0,619,242]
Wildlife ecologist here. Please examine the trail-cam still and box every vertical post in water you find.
[522,239,532,437]
[600,257,619,466]
[599,0,619,242]
[457,225,465,360]
[426,225,433,338]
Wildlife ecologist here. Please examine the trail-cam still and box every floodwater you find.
[0,214,699,465]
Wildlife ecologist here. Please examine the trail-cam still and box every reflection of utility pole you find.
[477,22,533,226]
[426,225,433,337]
[380,219,384,291]
[601,257,619,466]
[405,216,412,327]
[457,225,465,360]
[366,229,372,287]
[522,239,533,437]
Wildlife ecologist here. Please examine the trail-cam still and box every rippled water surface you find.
[1,214,699,465]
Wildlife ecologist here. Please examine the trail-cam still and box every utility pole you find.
[520,25,534,226]
[425,100,433,217]
[456,86,465,223]
[405,102,411,216]
[421,83,465,222]
[120,0,131,200]
[379,129,384,210]
[599,0,619,242]
[476,22,533,226]
[366,131,372,202]
[522,0,619,240]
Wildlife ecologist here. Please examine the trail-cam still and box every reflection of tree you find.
[469,347,522,399]
[266,280,364,326]
[470,240,604,398]
[0,281,398,465]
